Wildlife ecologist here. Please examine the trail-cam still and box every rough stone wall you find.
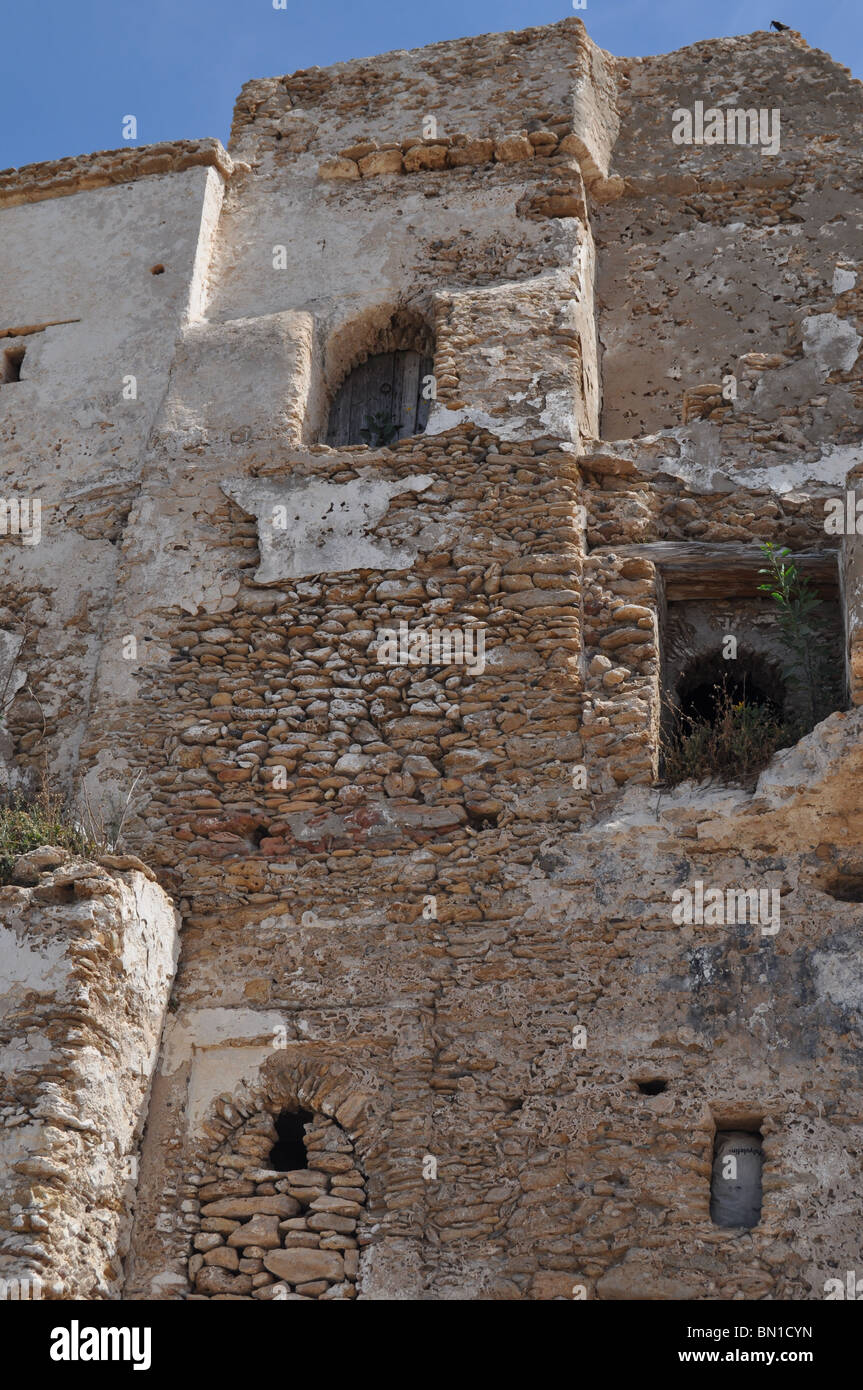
[596,31,863,450]
[0,18,862,1301]
[86,434,585,853]
[0,852,179,1298]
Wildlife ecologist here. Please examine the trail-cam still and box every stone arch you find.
[319,302,436,446]
[673,645,787,725]
[184,1053,382,1301]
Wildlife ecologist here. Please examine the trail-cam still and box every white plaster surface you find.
[222,473,435,581]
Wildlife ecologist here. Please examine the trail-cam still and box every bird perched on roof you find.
[771,19,791,31]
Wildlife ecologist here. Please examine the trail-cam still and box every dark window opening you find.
[710,1126,763,1228]
[465,807,500,832]
[661,646,793,785]
[660,584,846,786]
[268,1108,314,1172]
[637,1079,668,1096]
[326,349,434,447]
[676,651,784,727]
[150,263,166,275]
[2,346,25,384]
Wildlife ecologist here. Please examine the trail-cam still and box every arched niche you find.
[185,1101,368,1301]
[322,306,435,447]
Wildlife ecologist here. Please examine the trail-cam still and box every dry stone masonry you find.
[0,17,862,1300]
[185,1108,365,1300]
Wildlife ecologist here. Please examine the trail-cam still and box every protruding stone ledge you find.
[0,138,239,210]
[316,127,624,204]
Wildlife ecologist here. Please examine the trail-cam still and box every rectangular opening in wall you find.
[1,346,25,384]
[710,1121,764,1229]
[642,543,843,784]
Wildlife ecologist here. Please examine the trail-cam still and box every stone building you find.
[1,17,862,1300]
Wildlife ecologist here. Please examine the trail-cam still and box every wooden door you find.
[326,349,434,446]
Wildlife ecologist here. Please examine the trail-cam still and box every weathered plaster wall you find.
[205,18,612,447]
[595,31,863,451]
[0,160,227,783]
[0,851,179,1299]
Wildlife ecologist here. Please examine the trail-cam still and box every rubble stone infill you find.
[185,1110,366,1300]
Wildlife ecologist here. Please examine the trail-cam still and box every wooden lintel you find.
[594,543,840,601]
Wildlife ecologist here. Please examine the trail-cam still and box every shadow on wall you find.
[660,591,846,784]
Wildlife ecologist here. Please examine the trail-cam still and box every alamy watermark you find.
[823,1270,863,1299]
[0,496,41,545]
[671,880,780,936]
[50,1321,151,1370]
[0,1273,42,1300]
[375,621,486,675]
[824,491,863,534]
[672,102,781,156]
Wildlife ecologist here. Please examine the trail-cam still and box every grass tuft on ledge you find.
[0,787,100,884]
[661,685,794,786]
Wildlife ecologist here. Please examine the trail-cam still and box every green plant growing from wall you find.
[360,410,400,447]
[757,542,839,732]
[0,784,101,884]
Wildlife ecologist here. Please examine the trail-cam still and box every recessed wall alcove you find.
[185,1101,368,1301]
[710,1125,764,1230]
[320,305,435,448]
[654,544,845,781]
[1,345,25,384]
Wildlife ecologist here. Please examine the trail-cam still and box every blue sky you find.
[2,0,860,170]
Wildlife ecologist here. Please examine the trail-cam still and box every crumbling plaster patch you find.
[161,1007,287,1075]
[833,267,857,295]
[812,947,863,1013]
[632,434,863,497]
[801,312,862,376]
[221,473,435,581]
[187,1047,277,1129]
[0,927,67,1007]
